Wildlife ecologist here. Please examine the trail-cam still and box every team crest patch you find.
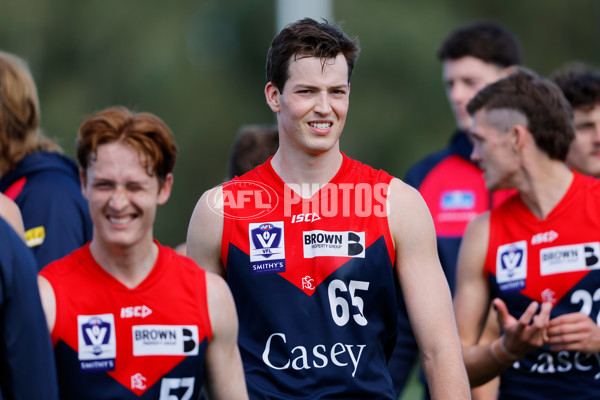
[77,314,116,372]
[496,241,527,292]
[249,222,285,274]
[540,242,600,276]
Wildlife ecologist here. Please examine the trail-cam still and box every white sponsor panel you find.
[540,242,600,276]
[303,230,365,258]
[132,325,199,356]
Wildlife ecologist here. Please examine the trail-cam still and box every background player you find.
[0,50,92,269]
[553,65,600,177]
[396,21,522,398]
[454,69,600,398]
[187,18,469,399]
[38,106,248,400]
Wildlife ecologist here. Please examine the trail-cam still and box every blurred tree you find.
[0,0,597,247]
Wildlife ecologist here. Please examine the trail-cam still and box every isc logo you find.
[121,305,153,319]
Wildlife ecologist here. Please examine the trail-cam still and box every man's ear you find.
[157,173,174,205]
[79,168,88,199]
[511,124,530,151]
[265,82,281,113]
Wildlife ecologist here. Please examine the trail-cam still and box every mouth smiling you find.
[308,122,332,129]
[108,215,135,225]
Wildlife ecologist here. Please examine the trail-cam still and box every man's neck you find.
[270,147,344,198]
[517,160,574,220]
[89,237,159,289]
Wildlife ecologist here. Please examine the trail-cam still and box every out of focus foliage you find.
[1,0,597,246]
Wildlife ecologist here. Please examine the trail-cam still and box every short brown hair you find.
[266,18,360,92]
[227,124,279,179]
[0,51,61,174]
[77,106,178,187]
[437,22,522,68]
[552,64,600,112]
[467,69,574,161]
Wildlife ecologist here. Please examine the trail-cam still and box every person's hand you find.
[546,312,600,353]
[494,298,552,359]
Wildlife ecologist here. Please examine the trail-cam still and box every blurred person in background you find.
[454,69,600,399]
[552,64,600,177]
[174,123,278,257]
[38,106,247,400]
[0,50,92,270]
[394,21,522,399]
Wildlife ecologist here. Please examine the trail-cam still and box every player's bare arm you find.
[0,193,25,238]
[38,275,56,333]
[204,271,248,400]
[187,186,226,278]
[388,178,470,399]
[454,214,552,386]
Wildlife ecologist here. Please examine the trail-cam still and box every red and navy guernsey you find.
[40,242,212,400]
[486,172,600,399]
[222,153,399,399]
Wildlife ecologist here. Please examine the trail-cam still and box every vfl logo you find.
[249,222,286,274]
[496,241,527,292]
[501,249,523,277]
[80,316,113,355]
[252,223,281,257]
[77,314,116,372]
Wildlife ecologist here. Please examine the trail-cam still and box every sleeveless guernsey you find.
[222,154,398,399]
[485,172,600,399]
[40,242,212,400]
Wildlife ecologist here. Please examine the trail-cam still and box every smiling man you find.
[187,18,469,399]
[38,107,247,400]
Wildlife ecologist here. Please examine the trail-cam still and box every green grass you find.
[398,363,424,400]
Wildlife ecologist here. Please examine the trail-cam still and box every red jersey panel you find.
[484,172,600,399]
[40,242,212,400]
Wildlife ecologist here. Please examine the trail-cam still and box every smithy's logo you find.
[208,180,278,220]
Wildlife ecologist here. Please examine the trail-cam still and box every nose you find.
[108,188,128,210]
[449,82,467,105]
[594,125,600,142]
[314,92,332,115]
